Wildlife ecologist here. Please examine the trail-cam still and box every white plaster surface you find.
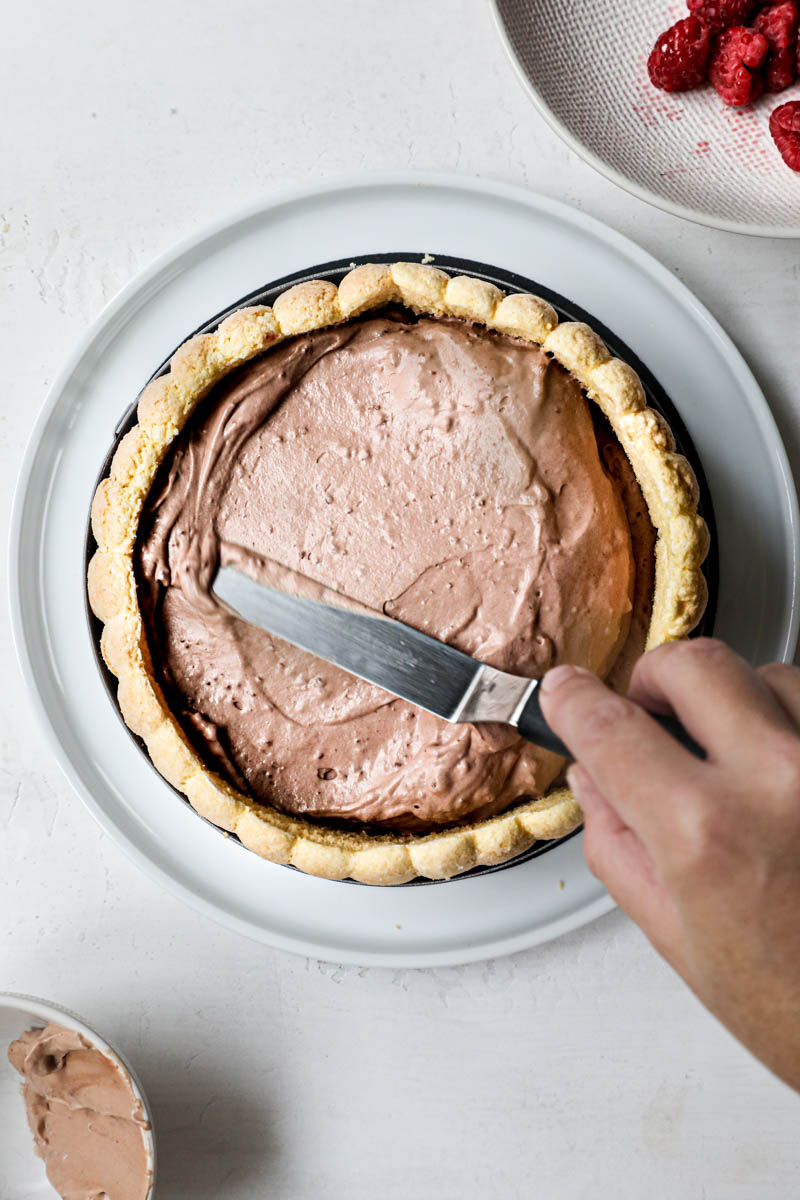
[1,2,799,1197]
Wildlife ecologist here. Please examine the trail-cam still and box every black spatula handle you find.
[516,685,706,761]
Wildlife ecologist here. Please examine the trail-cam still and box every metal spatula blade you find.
[213,565,705,760]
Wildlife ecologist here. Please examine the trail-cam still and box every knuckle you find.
[658,637,730,668]
[684,636,730,659]
[670,789,720,866]
[759,662,800,702]
[758,661,799,684]
[766,732,800,796]
[652,638,734,676]
[634,638,735,692]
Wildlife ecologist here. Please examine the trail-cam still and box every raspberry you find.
[764,45,798,88]
[754,2,798,90]
[648,17,712,91]
[709,25,770,103]
[770,99,800,168]
[687,0,756,30]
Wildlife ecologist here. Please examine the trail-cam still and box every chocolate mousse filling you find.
[135,313,653,831]
[8,1024,152,1200]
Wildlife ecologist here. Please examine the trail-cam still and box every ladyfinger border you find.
[87,262,708,885]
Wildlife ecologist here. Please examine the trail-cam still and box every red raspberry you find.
[648,17,712,90]
[709,25,770,103]
[754,2,798,90]
[687,0,756,31]
[763,45,798,88]
[770,99,800,168]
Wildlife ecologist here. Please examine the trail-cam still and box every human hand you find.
[540,640,800,1092]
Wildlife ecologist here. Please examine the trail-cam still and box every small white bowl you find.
[0,992,156,1198]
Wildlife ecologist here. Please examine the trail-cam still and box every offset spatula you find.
[213,566,705,760]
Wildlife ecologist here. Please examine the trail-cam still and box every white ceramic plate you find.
[9,173,799,967]
[491,0,800,238]
[0,992,155,1198]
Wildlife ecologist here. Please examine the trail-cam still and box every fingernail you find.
[540,664,591,695]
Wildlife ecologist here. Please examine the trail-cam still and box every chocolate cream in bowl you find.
[8,1023,152,1200]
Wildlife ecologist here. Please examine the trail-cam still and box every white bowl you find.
[492,0,800,237]
[0,993,156,1198]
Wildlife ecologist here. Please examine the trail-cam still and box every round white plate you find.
[9,172,799,967]
[491,0,800,238]
[0,992,155,1198]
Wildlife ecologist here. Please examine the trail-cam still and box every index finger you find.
[627,639,792,765]
[539,664,708,842]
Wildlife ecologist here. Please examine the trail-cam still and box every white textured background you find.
[2,2,799,1197]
